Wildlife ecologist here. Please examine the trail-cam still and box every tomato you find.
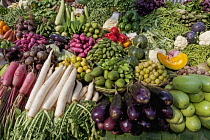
[125,24,132,31]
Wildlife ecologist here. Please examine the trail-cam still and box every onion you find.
[37,51,48,60]
[25,57,34,65]
[23,51,30,58]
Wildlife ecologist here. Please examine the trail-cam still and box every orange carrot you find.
[3,29,12,39]
[7,31,14,41]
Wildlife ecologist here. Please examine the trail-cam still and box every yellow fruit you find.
[77,67,83,73]
[86,69,91,73]
[83,66,88,71]
[76,57,82,61]
[82,58,87,62]
[64,63,70,67]
[75,62,81,68]
[87,65,91,69]
[81,61,87,66]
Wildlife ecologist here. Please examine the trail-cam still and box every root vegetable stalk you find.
[42,65,73,110]
[67,81,75,104]
[78,86,88,101]
[55,67,77,118]
[72,80,82,102]
[25,50,53,111]
[85,81,94,100]
[27,65,64,118]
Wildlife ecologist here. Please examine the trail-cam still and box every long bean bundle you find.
[182,44,210,66]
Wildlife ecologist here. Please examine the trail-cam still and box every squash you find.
[157,52,188,70]
[128,45,144,60]
[124,55,138,68]
[133,35,148,48]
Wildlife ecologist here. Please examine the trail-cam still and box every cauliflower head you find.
[199,31,210,46]
[174,35,188,50]
[149,48,166,63]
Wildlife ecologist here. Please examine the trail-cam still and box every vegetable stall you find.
[0,0,210,139]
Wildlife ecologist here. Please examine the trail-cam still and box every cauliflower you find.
[149,48,166,63]
[199,31,210,46]
[174,35,188,50]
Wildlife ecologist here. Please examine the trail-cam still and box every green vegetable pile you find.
[182,44,210,66]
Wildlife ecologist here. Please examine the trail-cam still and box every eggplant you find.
[54,35,67,42]
[146,85,173,106]
[124,91,135,107]
[159,122,169,131]
[143,103,156,120]
[103,117,117,131]
[130,84,151,104]
[97,123,104,130]
[127,105,140,121]
[131,125,143,136]
[111,125,124,135]
[138,120,152,131]
[161,106,173,119]
[91,100,110,123]
[120,119,133,133]
[109,94,123,120]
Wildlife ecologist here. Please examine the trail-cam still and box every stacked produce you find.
[87,38,126,64]
[57,55,92,79]
[167,75,210,132]
[135,60,169,86]
[83,22,104,39]
[92,83,173,135]
[15,17,37,39]
[118,11,140,34]
[1,0,210,139]
[14,33,48,52]
[67,33,96,57]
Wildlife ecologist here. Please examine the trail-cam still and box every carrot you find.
[12,64,26,88]
[42,67,65,107]
[3,29,12,39]
[27,65,64,118]
[42,65,73,110]
[84,81,94,100]
[72,80,82,102]
[3,62,19,87]
[25,50,54,111]
[92,91,100,102]
[55,67,77,118]
[11,31,16,42]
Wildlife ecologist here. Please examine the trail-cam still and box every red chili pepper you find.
[110,27,120,35]
[108,35,118,42]
[105,32,115,38]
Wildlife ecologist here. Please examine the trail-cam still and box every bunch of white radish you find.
[25,50,100,118]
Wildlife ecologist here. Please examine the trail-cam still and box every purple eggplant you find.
[120,119,133,133]
[130,84,151,104]
[131,125,143,136]
[159,122,169,131]
[111,125,124,135]
[138,120,152,131]
[146,85,173,106]
[109,94,123,120]
[91,100,110,123]
[161,106,173,119]
[103,117,117,131]
[124,91,135,107]
[143,103,156,120]
[127,105,140,121]
[97,123,104,130]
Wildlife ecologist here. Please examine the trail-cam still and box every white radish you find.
[84,81,94,100]
[77,86,88,101]
[27,65,64,118]
[42,65,73,110]
[92,91,100,102]
[67,81,75,104]
[45,65,54,81]
[55,67,77,118]
[42,67,65,107]
[25,50,53,111]
[71,80,83,102]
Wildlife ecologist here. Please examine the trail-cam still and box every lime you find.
[89,28,94,33]
[86,32,92,37]
[93,34,98,39]
[85,23,91,28]
[94,29,100,34]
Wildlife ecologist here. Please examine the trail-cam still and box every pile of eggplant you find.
[91,83,174,135]
[49,33,70,50]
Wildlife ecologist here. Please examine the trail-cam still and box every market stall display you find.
[0,0,210,140]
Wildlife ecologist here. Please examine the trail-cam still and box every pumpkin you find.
[124,55,139,68]
[128,45,144,60]
[133,35,148,48]
[157,52,188,70]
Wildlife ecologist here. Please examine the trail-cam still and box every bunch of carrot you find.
[2,29,17,42]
